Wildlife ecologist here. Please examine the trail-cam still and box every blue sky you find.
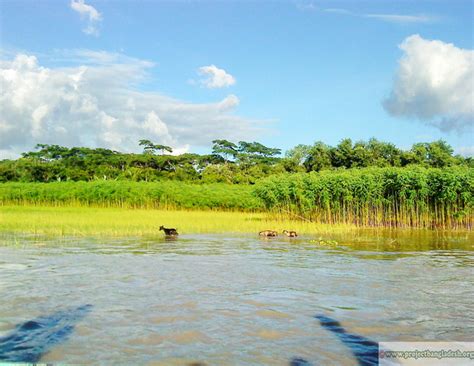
[0,0,473,157]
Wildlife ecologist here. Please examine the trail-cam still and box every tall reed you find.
[253,167,473,229]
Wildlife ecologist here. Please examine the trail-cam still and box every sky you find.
[0,0,473,158]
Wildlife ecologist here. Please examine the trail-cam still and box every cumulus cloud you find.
[384,35,473,133]
[198,65,236,88]
[70,0,102,36]
[0,52,265,158]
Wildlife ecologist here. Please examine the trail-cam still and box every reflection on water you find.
[0,231,472,365]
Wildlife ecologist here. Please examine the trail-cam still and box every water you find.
[0,232,473,365]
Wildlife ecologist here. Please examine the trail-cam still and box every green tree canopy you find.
[139,139,173,155]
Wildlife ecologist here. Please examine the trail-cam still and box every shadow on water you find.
[0,304,92,363]
[0,305,379,366]
[314,315,378,366]
[290,357,313,366]
[290,315,379,366]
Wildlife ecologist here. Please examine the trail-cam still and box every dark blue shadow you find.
[315,315,379,366]
[0,304,92,363]
[290,357,314,365]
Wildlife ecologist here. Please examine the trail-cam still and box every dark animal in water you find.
[159,225,179,236]
[315,315,378,366]
[259,230,278,237]
[0,304,92,363]
[283,230,298,237]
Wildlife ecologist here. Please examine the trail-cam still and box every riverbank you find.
[1,166,472,229]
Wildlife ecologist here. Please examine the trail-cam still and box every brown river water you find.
[0,231,473,365]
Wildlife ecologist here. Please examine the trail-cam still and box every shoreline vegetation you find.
[0,139,472,230]
[0,166,472,229]
[0,205,356,237]
[255,167,473,229]
[1,206,473,243]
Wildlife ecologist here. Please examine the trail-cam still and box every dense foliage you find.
[0,181,262,210]
[1,166,472,228]
[0,138,472,183]
[1,139,472,228]
[253,167,474,228]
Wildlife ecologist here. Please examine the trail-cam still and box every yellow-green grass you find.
[0,204,361,237]
[2,205,473,252]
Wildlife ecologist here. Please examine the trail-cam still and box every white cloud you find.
[198,65,236,88]
[365,14,434,24]
[455,146,474,157]
[0,149,19,160]
[70,0,102,36]
[301,6,437,24]
[143,111,171,141]
[0,51,266,158]
[171,144,190,156]
[384,35,474,133]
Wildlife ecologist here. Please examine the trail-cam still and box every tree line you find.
[0,138,472,184]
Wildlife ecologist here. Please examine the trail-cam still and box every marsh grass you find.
[1,205,472,253]
[0,204,361,237]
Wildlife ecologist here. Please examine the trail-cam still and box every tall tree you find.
[139,139,173,155]
[237,141,281,164]
[211,139,239,162]
[426,140,456,168]
[331,139,354,168]
[304,142,332,171]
